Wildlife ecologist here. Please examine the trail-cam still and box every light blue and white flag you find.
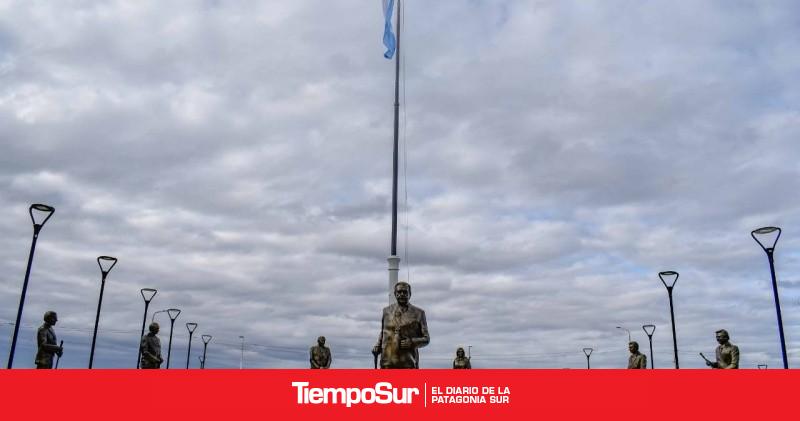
[382,0,396,59]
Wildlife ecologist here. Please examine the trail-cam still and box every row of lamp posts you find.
[3,204,791,369]
[6,203,213,369]
[584,226,788,369]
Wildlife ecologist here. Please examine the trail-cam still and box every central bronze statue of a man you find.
[372,282,429,369]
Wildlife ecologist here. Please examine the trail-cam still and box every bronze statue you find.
[705,329,739,369]
[309,336,332,369]
[140,322,163,369]
[453,347,471,369]
[372,282,429,369]
[35,311,63,369]
[627,341,647,369]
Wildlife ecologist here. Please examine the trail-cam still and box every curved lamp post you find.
[151,309,168,323]
[616,326,631,343]
[89,256,118,368]
[185,322,197,369]
[659,271,680,369]
[583,348,593,369]
[164,308,181,368]
[201,334,212,369]
[751,226,788,369]
[7,204,55,369]
[136,288,157,368]
[642,324,656,369]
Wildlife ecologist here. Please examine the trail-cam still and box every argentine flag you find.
[382,0,396,59]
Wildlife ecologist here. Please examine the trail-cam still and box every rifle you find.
[55,340,64,369]
[699,352,714,366]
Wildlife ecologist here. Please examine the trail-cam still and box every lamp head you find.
[642,324,656,336]
[97,256,118,275]
[659,271,679,288]
[751,226,781,253]
[167,308,181,321]
[202,334,212,344]
[29,204,55,228]
[582,347,593,357]
[186,322,198,334]
[140,288,157,303]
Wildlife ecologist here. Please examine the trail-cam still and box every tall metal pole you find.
[239,335,245,369]
[185,323,197,369]
[583,348,593,369]
[659,271,680,369]
[137,288,157,368]
[643,325,655,369]
[667,289,679,368]
[387,0,403,300]
[751,227,788,369]
[201,335,211,369]
[766,250,788,368]
[89,256,117,368]
[391,0,401,257]
[7,204,54,369]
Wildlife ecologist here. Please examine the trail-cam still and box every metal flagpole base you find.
[388,255,401,303]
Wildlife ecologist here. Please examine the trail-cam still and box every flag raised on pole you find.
[382,0,396,59]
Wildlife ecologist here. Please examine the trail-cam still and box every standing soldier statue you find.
[309,336,332,369]
[35,311,63,369]
[372,282,430,369]
[140,322,163,369]
[627,341,647,369]
[452,347,472,369]
[702,329,739,369]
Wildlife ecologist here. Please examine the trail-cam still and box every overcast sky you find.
[2,0,800,369]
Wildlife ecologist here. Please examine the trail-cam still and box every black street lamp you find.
[7,204,55,369]
[642,324,656,369]
[751,226,788,369]
[201,334,212,369]
[185,322,197,369]
[583,348,593,369]
[89,256,117,368]
[659,271,680,369]
[165,308,181,368]
[137,288,157,368]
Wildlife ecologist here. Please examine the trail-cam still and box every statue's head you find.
[716,329,730,344]
[317,336,326,346]
[43,311,58,325]
[456,347,465,358]
[628,341,639,353]
[149,322,160,334]
[394,282,411,306]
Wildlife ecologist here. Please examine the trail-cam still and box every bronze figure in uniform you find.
[35,311,63,369]
[627,341,647,369]
[309,336,332,369]
[140,322,163,369]
[372,282,430,369]
[453,347,471,369]
[707,329,739,369]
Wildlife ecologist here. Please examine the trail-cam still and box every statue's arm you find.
[309,348,318,368]
[38,329,60,353]
[140,338,158,362]
[325,350,332,368]
[412,311,430,348]
[725,347,740,369]
[640,354,647,369]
